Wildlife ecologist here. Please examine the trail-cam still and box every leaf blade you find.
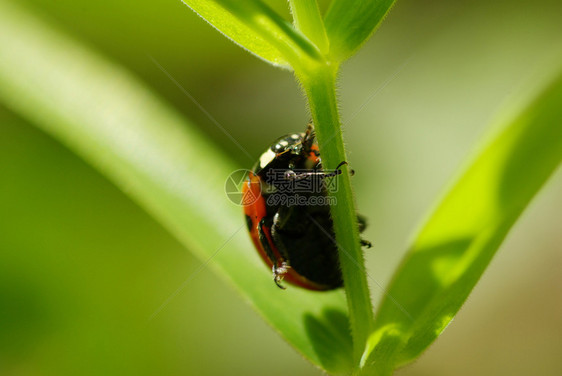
[0,2,353,373]
[289,0,329,54]
[181,0,289,67]
[324,0,397,62]
[182,0,323,69]
[366,69,562,371]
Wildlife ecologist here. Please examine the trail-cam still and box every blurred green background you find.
[1,0,561,375]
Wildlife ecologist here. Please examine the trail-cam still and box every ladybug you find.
[242,124,370,290]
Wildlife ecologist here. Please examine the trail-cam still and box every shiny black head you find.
[253,133,305,174]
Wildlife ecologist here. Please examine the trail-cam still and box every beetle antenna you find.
[334,161,348,170]
[285,160,350,180]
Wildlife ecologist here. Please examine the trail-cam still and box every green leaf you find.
[0,2,353,374]
[181,0,322,70]
[289,0,329,54]
[365,70,562,372]
[180,0,287,67]
[324,0,397,63]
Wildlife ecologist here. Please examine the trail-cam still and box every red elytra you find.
[242,172,329,290]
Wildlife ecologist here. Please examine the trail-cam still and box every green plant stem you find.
[297,63,374,366]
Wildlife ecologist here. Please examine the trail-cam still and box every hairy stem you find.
[297,63,374,365]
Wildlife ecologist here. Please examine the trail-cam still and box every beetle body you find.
[243,125,368,290]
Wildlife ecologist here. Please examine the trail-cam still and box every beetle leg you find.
[302,122,315,152]
[357,214,367,233]
[258,218,289,289]
[361,239,372,248]
[356,215,372,247]
[270,217,291,261]
[270,214,295,288]
[273,261,290,289]
[257,218,277,265]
